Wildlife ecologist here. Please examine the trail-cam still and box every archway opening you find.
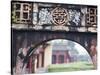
[25,39,94,73]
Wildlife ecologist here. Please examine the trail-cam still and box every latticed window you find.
[11,2,32,23]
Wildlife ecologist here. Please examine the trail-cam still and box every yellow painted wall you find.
[39,53,42,67]
[34,57,37,72]
[44,44,52,68]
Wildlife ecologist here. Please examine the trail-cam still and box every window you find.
[52,55,56,64]
[59,55,64,63]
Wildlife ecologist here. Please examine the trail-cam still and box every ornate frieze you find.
[11,2,97,32]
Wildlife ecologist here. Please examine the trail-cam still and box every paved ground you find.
[35,67,48,73]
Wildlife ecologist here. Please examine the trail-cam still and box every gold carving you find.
[51,7,68,25]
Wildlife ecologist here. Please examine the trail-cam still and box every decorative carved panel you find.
[86,7,97,26]
[51,7,69,25]
[12,2,32,23]
[38,8,52,25]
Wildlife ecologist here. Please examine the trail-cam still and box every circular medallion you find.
[51,7,68,25]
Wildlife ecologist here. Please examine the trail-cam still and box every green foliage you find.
[48,61,94,72]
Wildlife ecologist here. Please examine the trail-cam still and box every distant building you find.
[52,50,70,64]
[52,43,71,64]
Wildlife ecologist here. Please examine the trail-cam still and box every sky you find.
[48,39,90,56]
[74,43,89,55]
